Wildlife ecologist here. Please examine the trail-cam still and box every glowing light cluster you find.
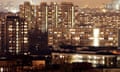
[93,28,100,47]
[10,8,19,13]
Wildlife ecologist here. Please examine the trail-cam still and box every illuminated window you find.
[71,32,75,34]
[25,22,27,24]
[16,22,19,25]
[74,37,80,41]
[54,32,57,34]
[24,31,28,34]
[9,41,12,43]
[24,25,27,28]
[9,50,13,52]
[16,28,19,31]
[108,37,113,40]
[24,29,28,31]
[24,40,28,43]
[8,28,13,31]
[9,47,12,49]
[57,34,61,37]
[24,37,28,40]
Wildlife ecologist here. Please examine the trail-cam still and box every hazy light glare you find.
[10,8,19,13]
[93,28,100,46]
[102,9,107,12]
[115,4,119,10]
[0,67,3,72]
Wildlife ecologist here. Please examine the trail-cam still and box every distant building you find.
[19,2,120,49]
[48,2,78,47]
[19,2,36,30]
[106,0,120,10]
[0,1,119,56]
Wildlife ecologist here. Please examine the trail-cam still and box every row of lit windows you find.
[52,53,117,67]
[9,40,28,43]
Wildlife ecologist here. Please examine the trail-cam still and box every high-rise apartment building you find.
[19,2,48,54]
[36,2,48,32]
[0,13,19,54]
[48,2,61,47]
[5,16,28,55]
[48,2,78,47]
[19,2,36,30]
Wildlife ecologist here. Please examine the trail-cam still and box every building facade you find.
[19,2,36,30]
[0,2,119,55]
[5,16,28,54]
[52,52,118,67]
[19,2,120,49]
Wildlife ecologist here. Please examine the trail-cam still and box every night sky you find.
[0,0,112,12]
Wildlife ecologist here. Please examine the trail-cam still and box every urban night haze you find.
[0,0,120,72]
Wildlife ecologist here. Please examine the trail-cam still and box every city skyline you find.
[0,1,120,71]
[0,0,112,12]
[0,1,120,55]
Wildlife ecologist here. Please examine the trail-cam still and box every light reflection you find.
[115,4,119,10]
